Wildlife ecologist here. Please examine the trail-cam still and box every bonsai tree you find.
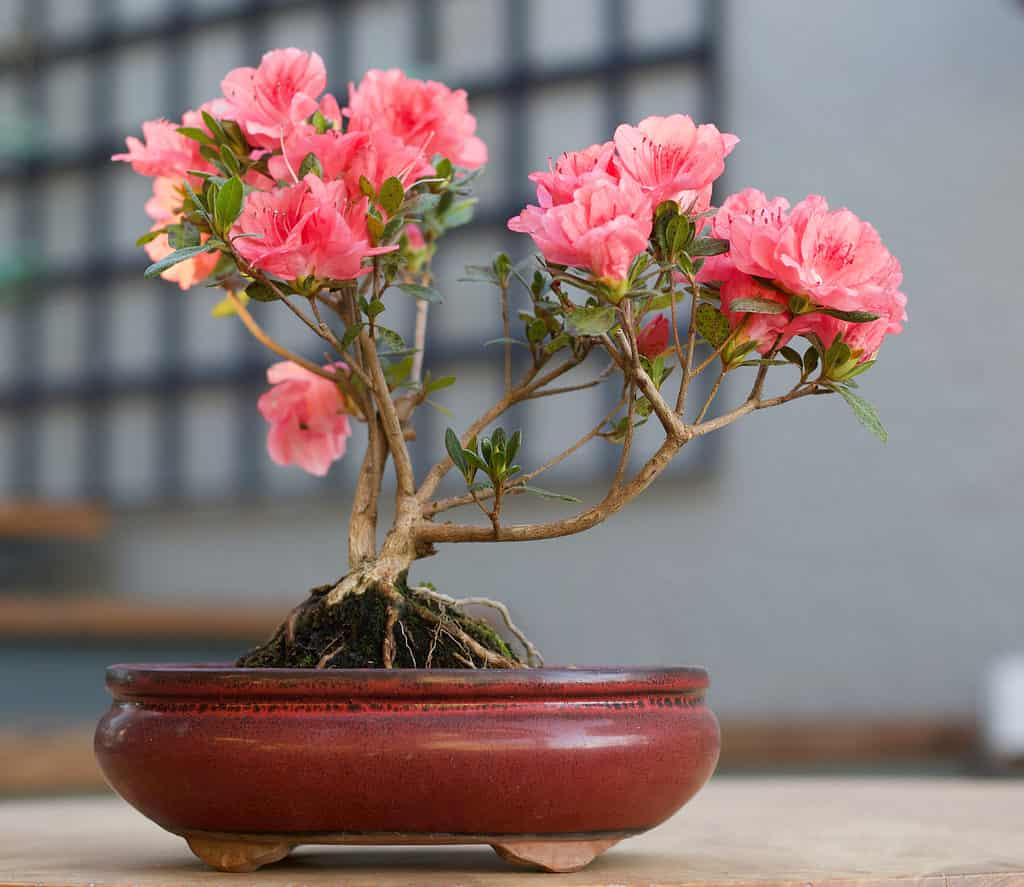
[115,49,906,669]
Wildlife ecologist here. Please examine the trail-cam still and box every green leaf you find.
[424,399,454,418]
[358,175,376,198]
[730,297,786,315]
[167,221,201,249]
[215,176,244,230]
[803,346,820,376]
[245,280,279,302]
[780,346,803,366]
[376,326,406,353]
[378,177,405,215]
[565,305,616,337]
[819,307,881,323]
[688,237,730,257]
[445,428,468,475]
[832,385,888,442]
[366,215,385,243]
[135,229,163,247]
[517,485,582,503]
[340,323,363,350]
[695,303,730,348]
[311,110,330,134]
[526,317,548,343]
[434,157,454,181]
[424,374,456,394]
[218,145,241,176]
[440,197,477,229]
[144,244,217,278]
[396,282,443,303]
[201,110,226,143]
[298,152,323,178]
[544,332,571,354]
[176,126,215,146]
[365,299,386,320]
[507,429,522,464]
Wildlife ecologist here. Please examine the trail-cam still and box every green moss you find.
[235,575,521,670]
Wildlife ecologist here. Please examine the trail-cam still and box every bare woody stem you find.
[415,382,822,548]
[348,416,387,567]
[359,329,416,499]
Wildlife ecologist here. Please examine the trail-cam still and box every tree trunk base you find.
[236,575,521,669]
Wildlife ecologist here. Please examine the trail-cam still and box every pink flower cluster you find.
[698,189,907,361]
[114,50,487,290]
[509,115,737,283]
[258,361,353,476]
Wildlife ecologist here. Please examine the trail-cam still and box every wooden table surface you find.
[1,778,1022,887]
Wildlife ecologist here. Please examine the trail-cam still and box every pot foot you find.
[185,835,293,873]
[491,837,620,872]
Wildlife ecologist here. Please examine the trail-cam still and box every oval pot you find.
[95,664,720,873]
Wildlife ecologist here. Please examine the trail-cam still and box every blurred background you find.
[0,0,1022,795]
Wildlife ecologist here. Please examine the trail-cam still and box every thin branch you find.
[500,277,512,395]
[423,395,625,518]
[415,435,685,546]
[523,360,616,400]
[694,367,726,424]
[676,276,701,414]
[615,328,687,440]
[359,329,417,498]
[613,379,636,490]
[415,353,586,504]
[226,290,349,386]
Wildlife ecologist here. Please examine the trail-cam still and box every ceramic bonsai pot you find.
[94,664,719,873]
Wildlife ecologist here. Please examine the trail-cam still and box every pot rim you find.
[105,663,709,702]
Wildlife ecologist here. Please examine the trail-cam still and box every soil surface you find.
[236,576,519,669]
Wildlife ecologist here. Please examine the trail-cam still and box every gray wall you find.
[7,1,1024,721]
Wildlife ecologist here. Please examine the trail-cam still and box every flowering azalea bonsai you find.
[116,49,906,670]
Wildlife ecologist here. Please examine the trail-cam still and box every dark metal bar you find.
[80,0,116,501]
[0,43,710,184]
[10,0,47,496]
[0,0,723,505]
[154,0,192,502]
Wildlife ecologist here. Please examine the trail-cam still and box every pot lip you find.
[104,663,709,702]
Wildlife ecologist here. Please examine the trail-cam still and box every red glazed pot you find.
[95,664,719,873]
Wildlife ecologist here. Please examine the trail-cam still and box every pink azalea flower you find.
[112,119,203,180]
[508,176,653,283]
[142,178,219,290]
[637,314,670,358]
[529,142,619,208]
[219,49,328,149]
[728,193,905,320]
[268,128,433,194]
[613,114,738,210]
[258,361,352,476]
[232,174,395,282]
[699,188,906,360]
[345,69,487,169]
[719,274,793,355]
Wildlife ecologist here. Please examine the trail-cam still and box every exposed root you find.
[235,571,524,670]
[381,601,401,669]
[410,586,544,667]
[406,598,521,669]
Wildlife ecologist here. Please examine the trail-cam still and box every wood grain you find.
[0,501,109,539]
[0,778,1021,886]
[0,596,282,641]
